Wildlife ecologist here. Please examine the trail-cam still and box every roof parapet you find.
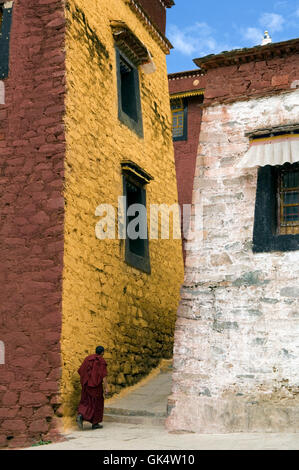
[193,37,299,71]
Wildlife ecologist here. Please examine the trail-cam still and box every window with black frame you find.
[115,48,143,138]
[253,162,299,253]
[121,162,152,274]
[0,2,13,80]
[119,54,138,123]
[235,126,299,253]
[111,21,152,139]
[278,165,299,235]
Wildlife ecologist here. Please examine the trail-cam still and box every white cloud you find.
[259,12,285,32]
[242,27,264,45]
[168,22,230,57]
[241,11,286,46]
[295,7,299,17]
[168,25,197,56]
[274,1,288,10]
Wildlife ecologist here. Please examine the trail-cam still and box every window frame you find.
[171,98,188,142]
[0,1,13,80]
[122,172,151,274]
[278,165,299,234]
[253,163,299,253]
[115,47,143,138]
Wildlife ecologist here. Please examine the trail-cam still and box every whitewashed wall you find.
[167,88,299,433]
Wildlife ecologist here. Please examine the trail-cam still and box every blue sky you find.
[166,0,299,73]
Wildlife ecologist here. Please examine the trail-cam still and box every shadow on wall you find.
[65,373,81,418]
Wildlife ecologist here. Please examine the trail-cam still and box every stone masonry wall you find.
[0,0,66,447]
[167,87,299,433]
[204,53,299,106]
[61,0,184,424]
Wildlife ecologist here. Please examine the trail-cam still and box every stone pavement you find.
[27,422,299,450]
[25,362,299,450]
[103,360,173,426]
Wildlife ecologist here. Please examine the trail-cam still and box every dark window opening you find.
[120,56,138,122]
[253,162,299,253]
[0,2,13,80]
[116,48,143,137]
[126,179,146,257]
[123,171,150,273]
[278,165,299,234]
[0,5,3,31]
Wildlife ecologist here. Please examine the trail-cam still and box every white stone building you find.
[167,38,299,433]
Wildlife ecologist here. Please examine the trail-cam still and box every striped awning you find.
[237,133,299,168]
[170,90,204,100]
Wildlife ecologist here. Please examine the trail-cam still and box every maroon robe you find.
[77,354,108,424]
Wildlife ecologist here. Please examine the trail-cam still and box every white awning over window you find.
[236,133,299,168]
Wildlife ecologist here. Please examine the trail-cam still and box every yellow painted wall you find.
[61,0,184,420]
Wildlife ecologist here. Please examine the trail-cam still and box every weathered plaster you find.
[167,88,299,433]
[0,82,4,104]
[0,0,66,448]
[61,0,183,424]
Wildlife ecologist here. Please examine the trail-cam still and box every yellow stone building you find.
[61,0,184,420]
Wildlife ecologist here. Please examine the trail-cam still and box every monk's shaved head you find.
[96,346,104,355]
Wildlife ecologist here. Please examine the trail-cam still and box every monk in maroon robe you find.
[76,346,108,430]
